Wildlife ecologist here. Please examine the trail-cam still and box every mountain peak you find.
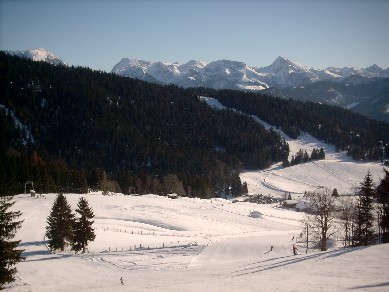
[112,55,389,91]
[5,48,64,66]
[275,56,291,63]
[269,56,311,70]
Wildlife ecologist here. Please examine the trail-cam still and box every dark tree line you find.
[284,147,325,167]
[1,52,388,198]
[0,52,290,198]
[193,88,389,161]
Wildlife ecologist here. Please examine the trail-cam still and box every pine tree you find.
[71,197,96,253]
[0,196,24,287]
[377,169,389,243]
[242,182,248,195]
[45,193,75,251]
[318,148,325,160]
[311,148,319,160]
[353,171,376,246]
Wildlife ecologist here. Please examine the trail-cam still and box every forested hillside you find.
[1,52,388,199]
[0,52,289,197]
[193,88,389,161]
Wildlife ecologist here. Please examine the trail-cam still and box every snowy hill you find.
[6,193,389,291]
[200,96,388,197]
[242,118,388,197]
[4,97,389,291]
[112,55,389,90]
[4,48,64,66]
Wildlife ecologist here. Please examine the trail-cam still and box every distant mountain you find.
[4,48,64,66]
[112,58,270,90]
[1,51,389,197]
[264,77,389,123]
[112,56,389,90]
[112,56,389,122]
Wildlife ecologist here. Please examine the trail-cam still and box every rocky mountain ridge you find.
[5,48,64,66]
[112,55,389,90]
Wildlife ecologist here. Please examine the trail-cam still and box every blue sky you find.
[1,0,388,72]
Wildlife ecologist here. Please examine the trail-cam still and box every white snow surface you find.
[241,118,388,197]
[200,96,388,197]
[6,192,389,292]
[5,48,64,66]
[5,96,389,291]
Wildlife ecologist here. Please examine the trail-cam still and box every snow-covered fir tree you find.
[0,196,24,287]
[71,197,96,253]
[353,172,376,246]
[45,193,75,251]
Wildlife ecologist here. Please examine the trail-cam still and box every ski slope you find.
[4,97,389,291]
[240,134,387,198]
[5,193,389,291]
[200,95,388,198]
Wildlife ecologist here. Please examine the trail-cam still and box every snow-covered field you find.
[4,97,389,291]
[201,95,388,198]
[5,189,389,292]
[240,132,387,198]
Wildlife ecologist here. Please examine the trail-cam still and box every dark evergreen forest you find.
[0,52,289,197]
[192,88,389,161]
[1,52,388,198]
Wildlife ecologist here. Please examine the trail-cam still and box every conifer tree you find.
[71,197,96,253]
[311,148,319,160]
[45,193,75,251]
[0,196,24,287]
[377,169,389,243]
[353,171,376,246]
[318,148,325,160]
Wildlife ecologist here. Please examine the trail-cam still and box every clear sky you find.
[1,0,388,72]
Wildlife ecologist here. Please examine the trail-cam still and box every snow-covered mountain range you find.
[112,56,389,90]
[4,48,388,121]
[5,48,64,66]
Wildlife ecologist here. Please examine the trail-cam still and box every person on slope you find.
[292,243,298,255]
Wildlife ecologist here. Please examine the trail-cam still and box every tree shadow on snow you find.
[349,282,389,290]
[19,240,48,247]
[23,252,73,262]
[231,247,367,277]
[22,249,51,258]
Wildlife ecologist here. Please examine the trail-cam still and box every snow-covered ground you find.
[5,192,389,291]
[4,96,388,291]
[200,96,388,198]
[240,126,387,198]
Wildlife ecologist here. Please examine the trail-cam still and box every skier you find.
[120,277,124,285]
[292,243,298,255]
[270,245,273,252]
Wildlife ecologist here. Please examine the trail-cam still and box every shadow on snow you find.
[231,246,367,277]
